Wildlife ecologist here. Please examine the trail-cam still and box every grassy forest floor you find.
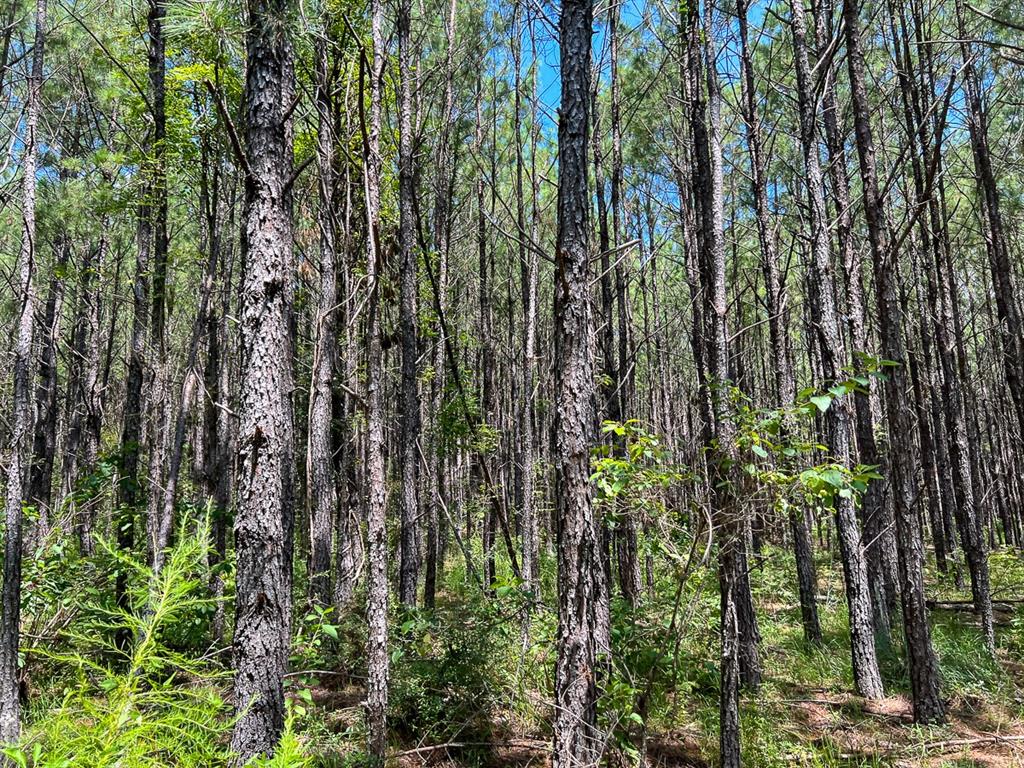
[14,535,1024,768]
[292,546,1024,768]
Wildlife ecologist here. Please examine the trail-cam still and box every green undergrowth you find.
[5,513,311,768]
[10,517,1023,768]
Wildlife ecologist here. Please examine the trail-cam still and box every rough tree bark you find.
[397,0,421,608]
[954,0,1024,457]
[687,1,753,760]
[307,7,338,608]
[363,0,390,755]
[477,74,497,591]
[813,0,900,633]
[791,0,882,697]
[61,230,107,557]
[229,0,295,759]
[553,0,602,763]
[513,1,540,612]
[737,0,821,645]
[842,0,945,723]
[201,158,233,646]
[423,0,457,611]
[0,0,46,745]
[145,0,172,568]
[28,237,69,541]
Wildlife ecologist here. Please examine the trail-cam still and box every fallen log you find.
[926,599,1020,612]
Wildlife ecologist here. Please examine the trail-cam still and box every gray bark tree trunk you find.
[307,10,338,608]
[229,0,295,759]
[363,0,390,755]
[0,0,46,744]
[553,0,602,763]
[28,237,69,540]
[737,0,821,645]
[812,0,900,633]
[791,0,883,697]
[954,0,1024,459]
[842,0,945,723]
[145,0,172,569]
[397,0,421,608]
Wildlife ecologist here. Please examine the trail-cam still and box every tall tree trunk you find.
[693,0,762,710]
[229,0,295,758]
[608,1,641,607]
[931,154,995,651]
[687,2,754,760]
[813,0,900,632]
[589,78,614,654]
[737,0,821,645]
[156,194,222,576]
[424,0,458,611]
[954,0,1024,455]
[363,0,390,754]
[29,237,69,543]
[307,9,338,608]
[0,0,46,744]
[114,203,152,656]
[842,0,945,723]
[513,1,539,613]
[887,0,948,575]
[553,0,601,763]
[477,75,497,591]
[397,0,421,608]
[790,0,882,696]
[145,0,171,568]
[334,77,361,612]
[62,237,106,554]
[202,164,232,646]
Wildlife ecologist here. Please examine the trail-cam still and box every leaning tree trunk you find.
[0,0,46,745]
[229,0,295,759]
[790,0,883,697]
[842,0,945,724]
[552,0,602,764]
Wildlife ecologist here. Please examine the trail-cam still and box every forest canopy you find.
[1,0,1024,765]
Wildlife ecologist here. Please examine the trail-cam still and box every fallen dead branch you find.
[393,738,551,758]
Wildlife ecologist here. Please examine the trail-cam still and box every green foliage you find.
[388,594,515,765]
[7,517,232,767]
[433,376,499,457]
[592,420,681,515]
[725,364,892,512]
[290,605,344,673]
[247,717,314,768]
[7,508,317,767]
[66,451,119,530]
